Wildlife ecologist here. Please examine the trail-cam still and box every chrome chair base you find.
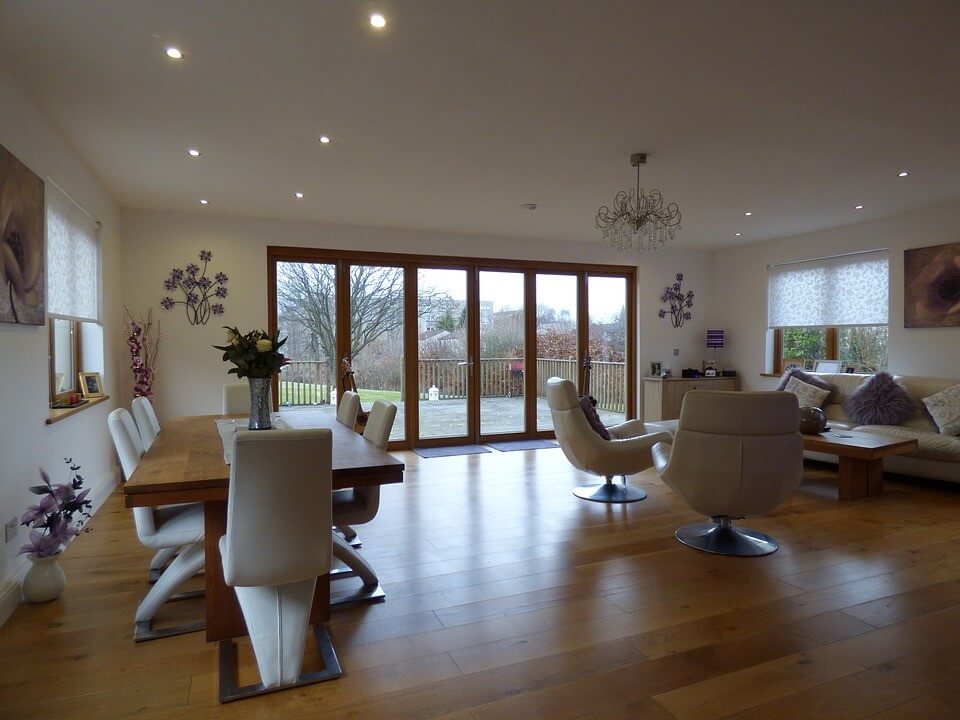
[218,624,342,703]
[675,519,778,557]
[573,476,646,503]
[331,582,386,607]
[133,588,206,642]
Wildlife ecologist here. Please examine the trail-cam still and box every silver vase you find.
[248,377,272,430]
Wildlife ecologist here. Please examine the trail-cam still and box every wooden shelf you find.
[46,395,110,425]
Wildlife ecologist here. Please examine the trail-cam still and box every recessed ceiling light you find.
[735,232,742,237]
[855,205,864,210]
[898,170,909,177]
[187,148,201,157]
[319,135,331,144]
[295,192,304,199]
[199,199,208,205]
[165,47,183,60]
[744,211,752,216]
[370,13,386,28]
[521,203,537,210]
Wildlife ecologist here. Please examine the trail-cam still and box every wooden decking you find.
[2,450,960,719]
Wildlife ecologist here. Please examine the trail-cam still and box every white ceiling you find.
[1,0,958,248]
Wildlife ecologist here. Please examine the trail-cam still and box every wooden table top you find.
[124,410,404,507]
[802,429,919,460]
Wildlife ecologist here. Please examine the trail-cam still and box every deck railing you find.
[280,357,626,412]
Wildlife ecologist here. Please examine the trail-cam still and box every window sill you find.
[46,395,110,425]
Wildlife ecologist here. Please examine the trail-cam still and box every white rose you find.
[256,338,273,352]
[225,329,239,345]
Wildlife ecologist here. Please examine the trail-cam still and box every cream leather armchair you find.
[652,390,802,557]
[219,428,341,702]
[546,377,673,503]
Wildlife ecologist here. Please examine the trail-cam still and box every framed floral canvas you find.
[904,242,960,328]
[0,142,45,325]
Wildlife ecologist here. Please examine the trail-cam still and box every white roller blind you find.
[767,250,888,328]
[46,183,99,322]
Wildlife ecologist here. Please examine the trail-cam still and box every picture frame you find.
[843,364,859,374]
[79,371,104,398]
[782,358,805,372]
[813,359,842,373]
[650,361,662,377]
[704,368,717,377]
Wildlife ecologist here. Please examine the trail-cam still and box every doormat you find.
[413,445,491,458]
[487,439,560,452]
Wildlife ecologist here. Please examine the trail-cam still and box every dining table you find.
[123,409,404,642]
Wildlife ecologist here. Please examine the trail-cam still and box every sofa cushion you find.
[843,372,918,426]
[775,368,835,393]
[922,383,960,435]
[784,376,831,408]
[814,373,869,406]
[579,396,611,440]
[854,425,960,463]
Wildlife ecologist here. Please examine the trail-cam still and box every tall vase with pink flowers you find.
[124,307,161,401]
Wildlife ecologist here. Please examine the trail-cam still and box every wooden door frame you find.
[267,246,637,450]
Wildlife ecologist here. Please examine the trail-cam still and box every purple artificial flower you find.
[199,250,212,262]
[160,297,174,310]
[211,303,224,315]
[20,505,45,525]
[163,278,177,291]
[215,286,228,298]
[198,276,212,290]
[215,272,228,284]
[20,528,61,558]
[52,484,74,502]
[170,268,184,281]
[185,263,200,276]
[186,292,199,305]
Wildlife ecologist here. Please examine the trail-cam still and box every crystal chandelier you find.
[595,153,681,252]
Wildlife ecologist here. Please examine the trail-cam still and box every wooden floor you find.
[3,450,960,719]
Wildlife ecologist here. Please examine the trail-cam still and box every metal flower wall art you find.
[0,143,45,325]
[658,273,695,328]
[160,250,228,325]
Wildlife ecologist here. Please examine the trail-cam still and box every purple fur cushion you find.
[775,367,836,394]
[580,396,611,440]
[843,372,918,426]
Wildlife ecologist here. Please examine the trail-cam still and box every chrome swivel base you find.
[675,517,778,557]
[218,624,342,703]
[134,588,206,642]
[573,476,646,503]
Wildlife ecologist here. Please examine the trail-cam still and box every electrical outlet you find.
[4,517,17,543]
[673,348,680,356]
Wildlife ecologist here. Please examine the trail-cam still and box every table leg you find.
[837,457,883,500]
[203,501,331,642]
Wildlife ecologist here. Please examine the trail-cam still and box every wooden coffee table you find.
[802,430,919,500]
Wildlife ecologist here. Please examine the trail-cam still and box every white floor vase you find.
[22,553,66,603]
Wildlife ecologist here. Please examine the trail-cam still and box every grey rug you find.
[487,439,560,452]
[413,445,491,458]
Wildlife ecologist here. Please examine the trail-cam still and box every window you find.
[45,182,100,402]
[768,250,889,373]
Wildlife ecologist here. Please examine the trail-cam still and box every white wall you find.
[120,209,714,421]
[712,198,960,391]
[0,67,121,624]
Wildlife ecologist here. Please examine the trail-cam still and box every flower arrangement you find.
[124,306,161,400]
[213,327,289,378]
[658,272,695,328]
[19,459,92,558]
[160,249,228,325]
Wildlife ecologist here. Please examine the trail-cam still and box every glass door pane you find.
[479,271,525,436]
[588,275,628,426]
[348,265,405,441]
[418,268,469,440]
[535,274,578,431]
[275,261,338,420]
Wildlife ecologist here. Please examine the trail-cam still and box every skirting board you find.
[0,466,120,629]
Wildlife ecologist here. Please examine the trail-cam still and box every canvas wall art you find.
[904,241,960,328]
[0,142,45,325]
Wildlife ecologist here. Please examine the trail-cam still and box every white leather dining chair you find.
[330,400,396,605]
[131,396,161,451]
[222,383,249,414]
[336,390,360,428]
[107,408,206,641]
[218,428,341,702]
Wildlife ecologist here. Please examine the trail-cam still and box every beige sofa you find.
[806,373,960,484]
[646,373,960,484]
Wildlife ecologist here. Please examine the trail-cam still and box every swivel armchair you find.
[652,390,802,556]
[546,377,672,503]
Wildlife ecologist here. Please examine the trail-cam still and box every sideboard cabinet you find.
[642,376,739,421]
